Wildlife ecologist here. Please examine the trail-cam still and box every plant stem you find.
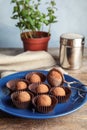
[28,31,33,38]
[24,32,29,39]
[48,24,51,36]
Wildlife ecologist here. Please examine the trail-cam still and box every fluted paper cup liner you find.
[32,94,58,113]
[28,83,50,95]
[11,91,34,109]
[6,79,29,92]
[50,86,71,103]
[25,72,46,84]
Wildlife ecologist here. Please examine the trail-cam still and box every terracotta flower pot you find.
[21,31,50,51]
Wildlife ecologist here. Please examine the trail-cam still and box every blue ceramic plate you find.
[0,70,87,119]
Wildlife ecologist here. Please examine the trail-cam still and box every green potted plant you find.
[11,0,57,51]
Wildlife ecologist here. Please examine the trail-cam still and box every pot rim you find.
[21,31,51,40]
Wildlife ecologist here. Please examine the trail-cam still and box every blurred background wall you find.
[0,0,87,48]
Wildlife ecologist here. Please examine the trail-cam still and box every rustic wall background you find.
[0,0,87,48]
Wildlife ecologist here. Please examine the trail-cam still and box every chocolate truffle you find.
[52,87,66,96]
[37,94,52,106]
[16,81,27,90]
[47,68,63,87]
[36,84,49,94]
[15,91,31,102]
[11,91,32,109]
[50,70,62,80]
[30,73,41,83]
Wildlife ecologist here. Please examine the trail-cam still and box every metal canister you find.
[59,33,85,69]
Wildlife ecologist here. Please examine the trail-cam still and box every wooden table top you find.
[0,48,87,130]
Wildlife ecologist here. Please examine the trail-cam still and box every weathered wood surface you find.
[0,48,87,130]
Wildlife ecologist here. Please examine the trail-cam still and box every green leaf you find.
[44,20,49,25]
[51,0,56,6]
[42,13,46,18]
[25,0,30,4]
[20,9,28,17]
[36,23,41,30]
[11,15,18,19]
[13,6,18,13]
[27,17,34,27]
[17,0,24,5]
[11,0,17,3]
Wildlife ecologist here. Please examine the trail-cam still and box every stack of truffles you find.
[6,68,71,113]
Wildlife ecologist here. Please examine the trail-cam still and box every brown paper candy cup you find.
[50,86,71,103]
[25,72,46,84]
[6,79,29,92]
[28,83,50,95]
[11,91,34,109]
[32,95,58,113]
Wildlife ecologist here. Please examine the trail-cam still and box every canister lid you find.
[60,33,85,47]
